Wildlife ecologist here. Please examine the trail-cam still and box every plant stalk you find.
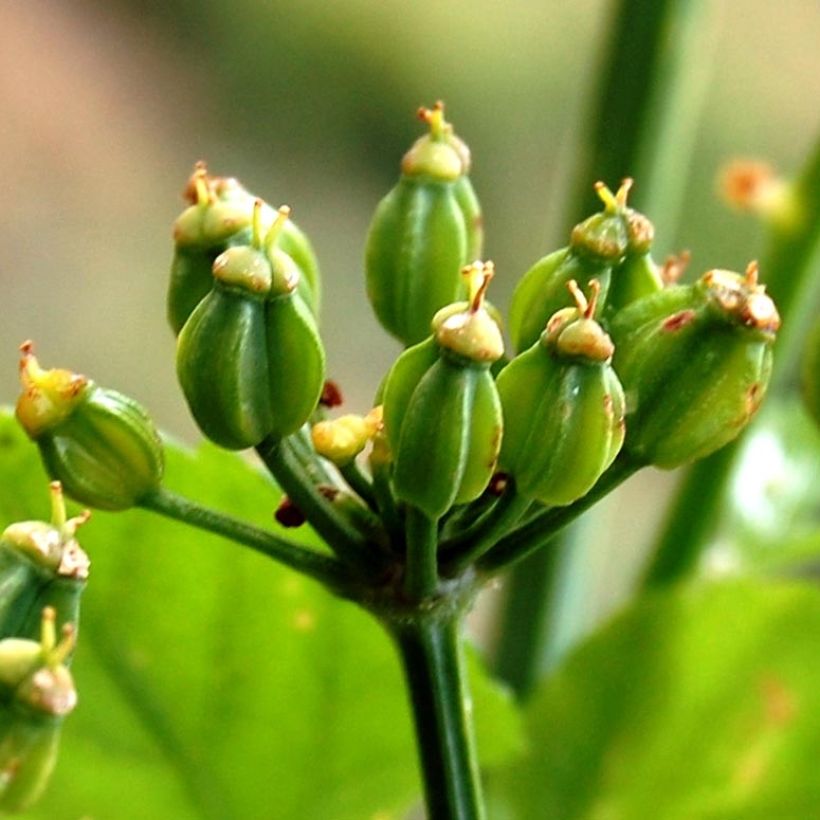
[391,615,485,820]
[139,487,353,591]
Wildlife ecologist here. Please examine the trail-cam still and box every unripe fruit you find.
[610,262,779,467]
[365,102,483,346]
[498,280,626,505]
[169,164,321,333]
[177,204,325,449]
[16,344,164,511]
[0,483,89,643]
[382,263,503,518]
[509,180,632,353]
[0,607,77,813]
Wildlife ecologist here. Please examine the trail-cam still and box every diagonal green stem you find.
[139,487,353,591]
[255,435,382,576]
[478,457,639,575]
[391,615,485,820]
[439,485,531,576]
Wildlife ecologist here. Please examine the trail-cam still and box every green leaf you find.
[0,411,521,819]
[490,581,820,820]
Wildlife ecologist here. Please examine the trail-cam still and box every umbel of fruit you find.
[177,202,325,449]
[366,102,483,347]
[610,261,780,467]
[382,261,504,519]
[498,279,626,505]
[16,342,164,511]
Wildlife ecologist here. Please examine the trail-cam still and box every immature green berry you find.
[382,262,503,518]
[509,180,632,353]
[0,607,77,813]
[16,343,164,511]
[168,164,321,333]
[611,262,780,467]
[365,102,483,346]
[498,280,626,505]
[177,203,326,449]
[0,482,89,643]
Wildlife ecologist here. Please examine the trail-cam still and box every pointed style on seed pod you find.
[610,261,780,468]
[177,202,326,449]
[168,163,321,333]
[16,343,164,511]
[0,607,78,813]
[382,262,504,518]
[509,179,632,353]
[365,102,483,346]
[498,280,626,505]
[0,483,89,643]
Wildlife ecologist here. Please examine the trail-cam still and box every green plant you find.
[2,2,819,818]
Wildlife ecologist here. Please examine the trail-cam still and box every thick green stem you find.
[404,506,439,601]
[478,457,639,575]
[391,615,485,820]
[139,487,353,591]
[255,436,381,575]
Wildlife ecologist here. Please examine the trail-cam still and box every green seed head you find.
[569,179,631,261]
[1,482,90,579]
[433,262,504,364]
[400,102,468,182]
[173,164,250,248]
[542,280,614,362]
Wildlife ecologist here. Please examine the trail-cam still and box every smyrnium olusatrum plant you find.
[3,101,782,818]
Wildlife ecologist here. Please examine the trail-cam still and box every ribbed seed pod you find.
[382,262,504,518]
[509,180,632,353]
[0,483,89,644]
[610,262,780,467]
[365,102,483,346]
[498,280,625,505]
[169,164,321,333]
[16,344,164,511]
[177,204,325,449]
[0,607,77,813]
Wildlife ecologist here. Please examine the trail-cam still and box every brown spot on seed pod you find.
[603,393,613,417]
[662,310,697,332]
[320,380,344,408]
[745,382,764,416]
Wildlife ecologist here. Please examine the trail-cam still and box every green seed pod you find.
[382,263,504,518]
[177,205,325,449]
[16,344,164,511]
[0,607,77,813]
[169,164,321,334]
[509,180,632,353]
[801,318,820,429]
[610,262,780,468]
[498,280,626,505]
[0,483,89,644]
[365,102,483,346]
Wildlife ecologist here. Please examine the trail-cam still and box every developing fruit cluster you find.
[3,102,780,811]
